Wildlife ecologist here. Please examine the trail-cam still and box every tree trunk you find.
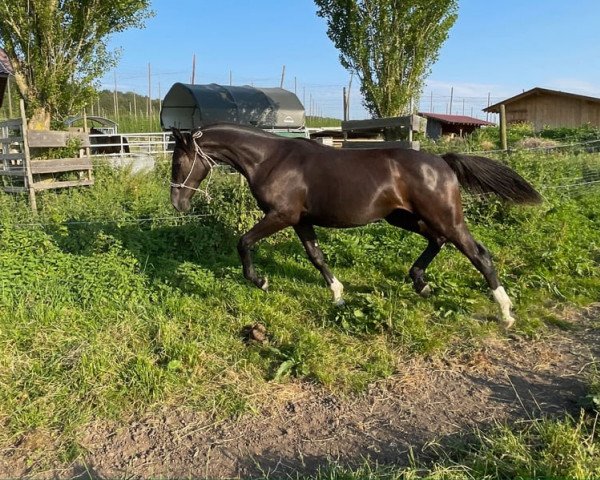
[11,72,50,130]
[28,106,51,130]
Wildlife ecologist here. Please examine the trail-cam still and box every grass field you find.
[304,413,600,479]
[0,145,599,470]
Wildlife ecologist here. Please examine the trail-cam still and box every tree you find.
[0,0,153,129]
[315,0,457,119]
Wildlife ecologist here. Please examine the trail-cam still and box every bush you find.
[541,124,600,143]
[423,122,600,154]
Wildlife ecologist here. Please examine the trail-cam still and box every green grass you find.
[0,150,598,464]
[296,414,600,479]
[421,122,600,154]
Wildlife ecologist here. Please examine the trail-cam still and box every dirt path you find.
[2,306,598,479]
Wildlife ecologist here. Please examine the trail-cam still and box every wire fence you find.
[1,138,598,231]
[464,138,600,155]
[3,213,212,230]
[82,131,600,161]
[92,66,505,121]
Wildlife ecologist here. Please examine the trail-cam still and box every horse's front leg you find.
[294,223,344,306]
[237,212,290,290]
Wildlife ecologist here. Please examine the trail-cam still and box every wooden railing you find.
[0,100,93,212]
[341,114,427,150]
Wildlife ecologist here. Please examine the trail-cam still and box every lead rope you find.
[170,129,219,202]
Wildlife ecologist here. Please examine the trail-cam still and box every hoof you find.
[259,277,269,292]
[500,315,516,330]
[418,284,432,298]
[333,298,345,307]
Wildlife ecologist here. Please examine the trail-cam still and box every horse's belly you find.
[305,208,384,228]
[303,180,400,227]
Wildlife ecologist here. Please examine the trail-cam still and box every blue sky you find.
[101,0,600,120]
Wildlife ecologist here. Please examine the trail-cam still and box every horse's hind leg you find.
[294,223,344,305]
[409,238,445,297]
[386,209,445,296]
[448,224,515,328]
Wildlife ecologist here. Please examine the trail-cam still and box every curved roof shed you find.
[64,115,119,134]
[160,83,305,130]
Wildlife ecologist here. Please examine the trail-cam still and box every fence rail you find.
[0,100,94,211]
[88,131,173,156]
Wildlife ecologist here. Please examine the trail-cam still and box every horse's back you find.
[299,144,461,224]
[297,143,456,191]
[259,143,441,226]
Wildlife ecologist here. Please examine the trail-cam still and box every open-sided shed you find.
[64,115,119,135]
[419,112,494,139]
[160,83,305,131]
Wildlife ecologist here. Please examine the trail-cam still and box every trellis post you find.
[19,99,37,213]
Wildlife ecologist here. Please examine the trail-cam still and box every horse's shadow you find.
[45,216,493,324]
[46,216,333,298]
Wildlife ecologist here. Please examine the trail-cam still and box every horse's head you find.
[170,128,212,212]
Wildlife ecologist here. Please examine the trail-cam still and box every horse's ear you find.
[172,127,188,146]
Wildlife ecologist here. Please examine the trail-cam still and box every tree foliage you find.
[315,0,457,118]
[0,0,153,128]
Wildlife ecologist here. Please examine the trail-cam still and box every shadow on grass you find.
[44,215,337,298]
[228,360,592,478]
[65,321,598,478]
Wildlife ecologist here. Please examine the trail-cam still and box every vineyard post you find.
[500,104,508,151]
[7,76,13,118]
[19,99,37,213]
[280,65,285,89]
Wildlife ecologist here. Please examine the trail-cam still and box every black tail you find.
[441,153,542,204]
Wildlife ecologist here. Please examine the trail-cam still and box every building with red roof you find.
[419,112,494,139]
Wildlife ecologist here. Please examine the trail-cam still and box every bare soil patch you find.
[2,305,598,479]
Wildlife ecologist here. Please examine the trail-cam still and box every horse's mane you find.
[189,123,322,150]
[197,122,283,139]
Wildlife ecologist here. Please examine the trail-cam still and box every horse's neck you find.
[209,131,271,182]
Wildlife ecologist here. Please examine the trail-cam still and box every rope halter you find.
[170,129,218,201]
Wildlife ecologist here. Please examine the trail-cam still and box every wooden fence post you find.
[500,104,508,151]
[83,110,91,157]
[19,99,37,213]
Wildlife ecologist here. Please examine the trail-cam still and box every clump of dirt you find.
[241,322,268,345]
[1,305,598,479]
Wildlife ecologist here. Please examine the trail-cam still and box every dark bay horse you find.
[89,128,130,154]
[170,124,541,328]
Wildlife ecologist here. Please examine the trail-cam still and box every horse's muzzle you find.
[171,188,191,212]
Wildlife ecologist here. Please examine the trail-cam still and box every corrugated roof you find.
[160,83,305,130]
[0,48,13,76]
[484,87,600,112]
[419,112,494,126]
